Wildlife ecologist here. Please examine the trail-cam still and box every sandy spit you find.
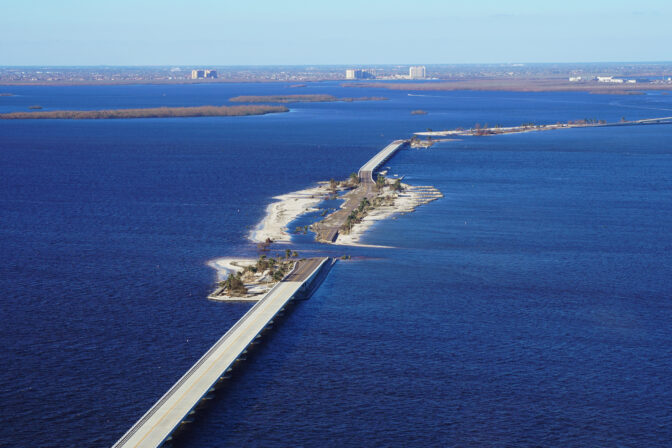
[206,257,275,302]
[249,183,330,243]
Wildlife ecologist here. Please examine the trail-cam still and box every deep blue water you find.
[1,83,671,447]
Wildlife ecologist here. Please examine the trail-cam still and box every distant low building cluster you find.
[597,76,636,84]
[191,69,218,79]
[568,75,637,84]
[345,69,377,80]
[2,65,669,86]
[345,66,427,80]
[409,66,426,79]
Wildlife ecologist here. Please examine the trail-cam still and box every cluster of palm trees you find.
[376,174,386,189]
[343,198,371,233]
[220,272,247,295]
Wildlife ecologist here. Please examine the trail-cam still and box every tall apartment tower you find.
[345,69,376,80]
[409,66,427,79]
[191,69,217,79]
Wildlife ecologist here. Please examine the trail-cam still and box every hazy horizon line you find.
[2,61,672,69]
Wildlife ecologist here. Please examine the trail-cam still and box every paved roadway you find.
[113,258,328,448]
[316,140,407,242]
[283,257,325,282]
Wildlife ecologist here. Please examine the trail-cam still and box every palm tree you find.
[376,173,386,189]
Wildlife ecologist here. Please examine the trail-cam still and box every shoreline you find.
[207,257,293,301]
[334,183,443,246]
[207,257,256,281]
[248,182,332,243]
[207,257,264,301]
[247,140,443,249]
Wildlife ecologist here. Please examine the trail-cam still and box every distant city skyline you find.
[1,0,671,66]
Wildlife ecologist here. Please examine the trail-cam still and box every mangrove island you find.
[0,104,289,120]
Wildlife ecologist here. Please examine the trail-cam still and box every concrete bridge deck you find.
[358,139,408,184]
[113,257,330,448]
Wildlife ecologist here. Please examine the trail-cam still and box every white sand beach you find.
[334,184,443,246]
[207,257,256,281]
[206,257,273,301]
[248,183,330,244]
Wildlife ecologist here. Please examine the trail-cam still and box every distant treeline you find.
[0,105,288,120]
[229,94,388,103]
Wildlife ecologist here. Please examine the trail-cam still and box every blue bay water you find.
[1,84,671,446]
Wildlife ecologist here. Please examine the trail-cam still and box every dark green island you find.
[0,104,288,119]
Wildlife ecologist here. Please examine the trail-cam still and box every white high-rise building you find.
[409,66,426,79]
[345,69,376,80]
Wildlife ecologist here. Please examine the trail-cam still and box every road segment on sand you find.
[314,140,408,243]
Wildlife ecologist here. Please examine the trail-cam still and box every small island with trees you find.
[209,250,300,301]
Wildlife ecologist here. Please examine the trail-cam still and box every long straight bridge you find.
[113,257,332,448]
[316,139,408,242]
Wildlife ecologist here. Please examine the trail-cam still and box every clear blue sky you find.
[1,0,671,65]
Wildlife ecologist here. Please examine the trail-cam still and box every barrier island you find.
[0,104,288,119]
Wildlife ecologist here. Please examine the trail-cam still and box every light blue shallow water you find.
[1,83,671,447]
